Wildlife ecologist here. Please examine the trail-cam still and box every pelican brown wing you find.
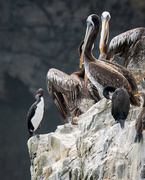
[88,61,132,92]
[106,28,145,67]
[99,59,138,93]
[88,61,140,106]
[46,68,82,121]
[128,36,145,71]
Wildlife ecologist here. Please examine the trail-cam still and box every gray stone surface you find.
[28,98,145,180]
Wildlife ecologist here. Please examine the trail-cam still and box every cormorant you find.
[103,86,130,128]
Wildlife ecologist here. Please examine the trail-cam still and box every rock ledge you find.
[28,98,145,180]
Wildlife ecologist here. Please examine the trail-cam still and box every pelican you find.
[98,12,139,93]
[46,42,101,123]
[80,14,140,106]
[46,68,101,123]
[99,11,145,74]
[103,86,130,128]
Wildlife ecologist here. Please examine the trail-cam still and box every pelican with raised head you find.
[99,11,111,60]
[99,11,145,74]
[80,14,140,106]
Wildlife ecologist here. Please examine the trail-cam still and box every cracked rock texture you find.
[28,98,145,180]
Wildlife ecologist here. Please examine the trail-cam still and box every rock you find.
[28,98,145,179]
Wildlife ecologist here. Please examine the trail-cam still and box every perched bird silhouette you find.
[27,88,44,138]
[103,86,130,128]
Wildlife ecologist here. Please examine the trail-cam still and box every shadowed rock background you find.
[0,0,144,179]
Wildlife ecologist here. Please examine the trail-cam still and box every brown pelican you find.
[46,68,101,123]
[103,86,130,128]
[46,41,100,122]
[99,11,145,73]
[80,14,140,106]
[134,92,145,143]
[98,12,140,92]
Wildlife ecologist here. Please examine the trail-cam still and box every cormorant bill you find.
[103,86,130,128]
[134,92,145,143]
[27,88,44,138]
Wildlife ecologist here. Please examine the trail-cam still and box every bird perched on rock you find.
[103,86,130,128]
[99,11,145,71]
[79,13,140,107]
[46,40,101,124]
[27,88,44,138]
[46,68,101,124]
[99,11,145,87]
[134,92,145,143]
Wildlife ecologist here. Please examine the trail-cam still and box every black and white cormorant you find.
[79,14,140,106]
[134,92,145,143]
[27,88,44,138]
[103,86,130,128]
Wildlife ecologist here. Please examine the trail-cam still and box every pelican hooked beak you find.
[99,12,111,54]
[79,21,94,68]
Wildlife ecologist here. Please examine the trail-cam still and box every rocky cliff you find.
[1,0,145,179]
[28,98,145,180]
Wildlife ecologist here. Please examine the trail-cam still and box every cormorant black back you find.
[27,88,44,138]
[103,86,130,129]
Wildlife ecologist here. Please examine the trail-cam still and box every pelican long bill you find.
[79,25,94,68]
[99,18,109,54]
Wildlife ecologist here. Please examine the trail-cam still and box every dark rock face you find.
[0,0,144,179]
